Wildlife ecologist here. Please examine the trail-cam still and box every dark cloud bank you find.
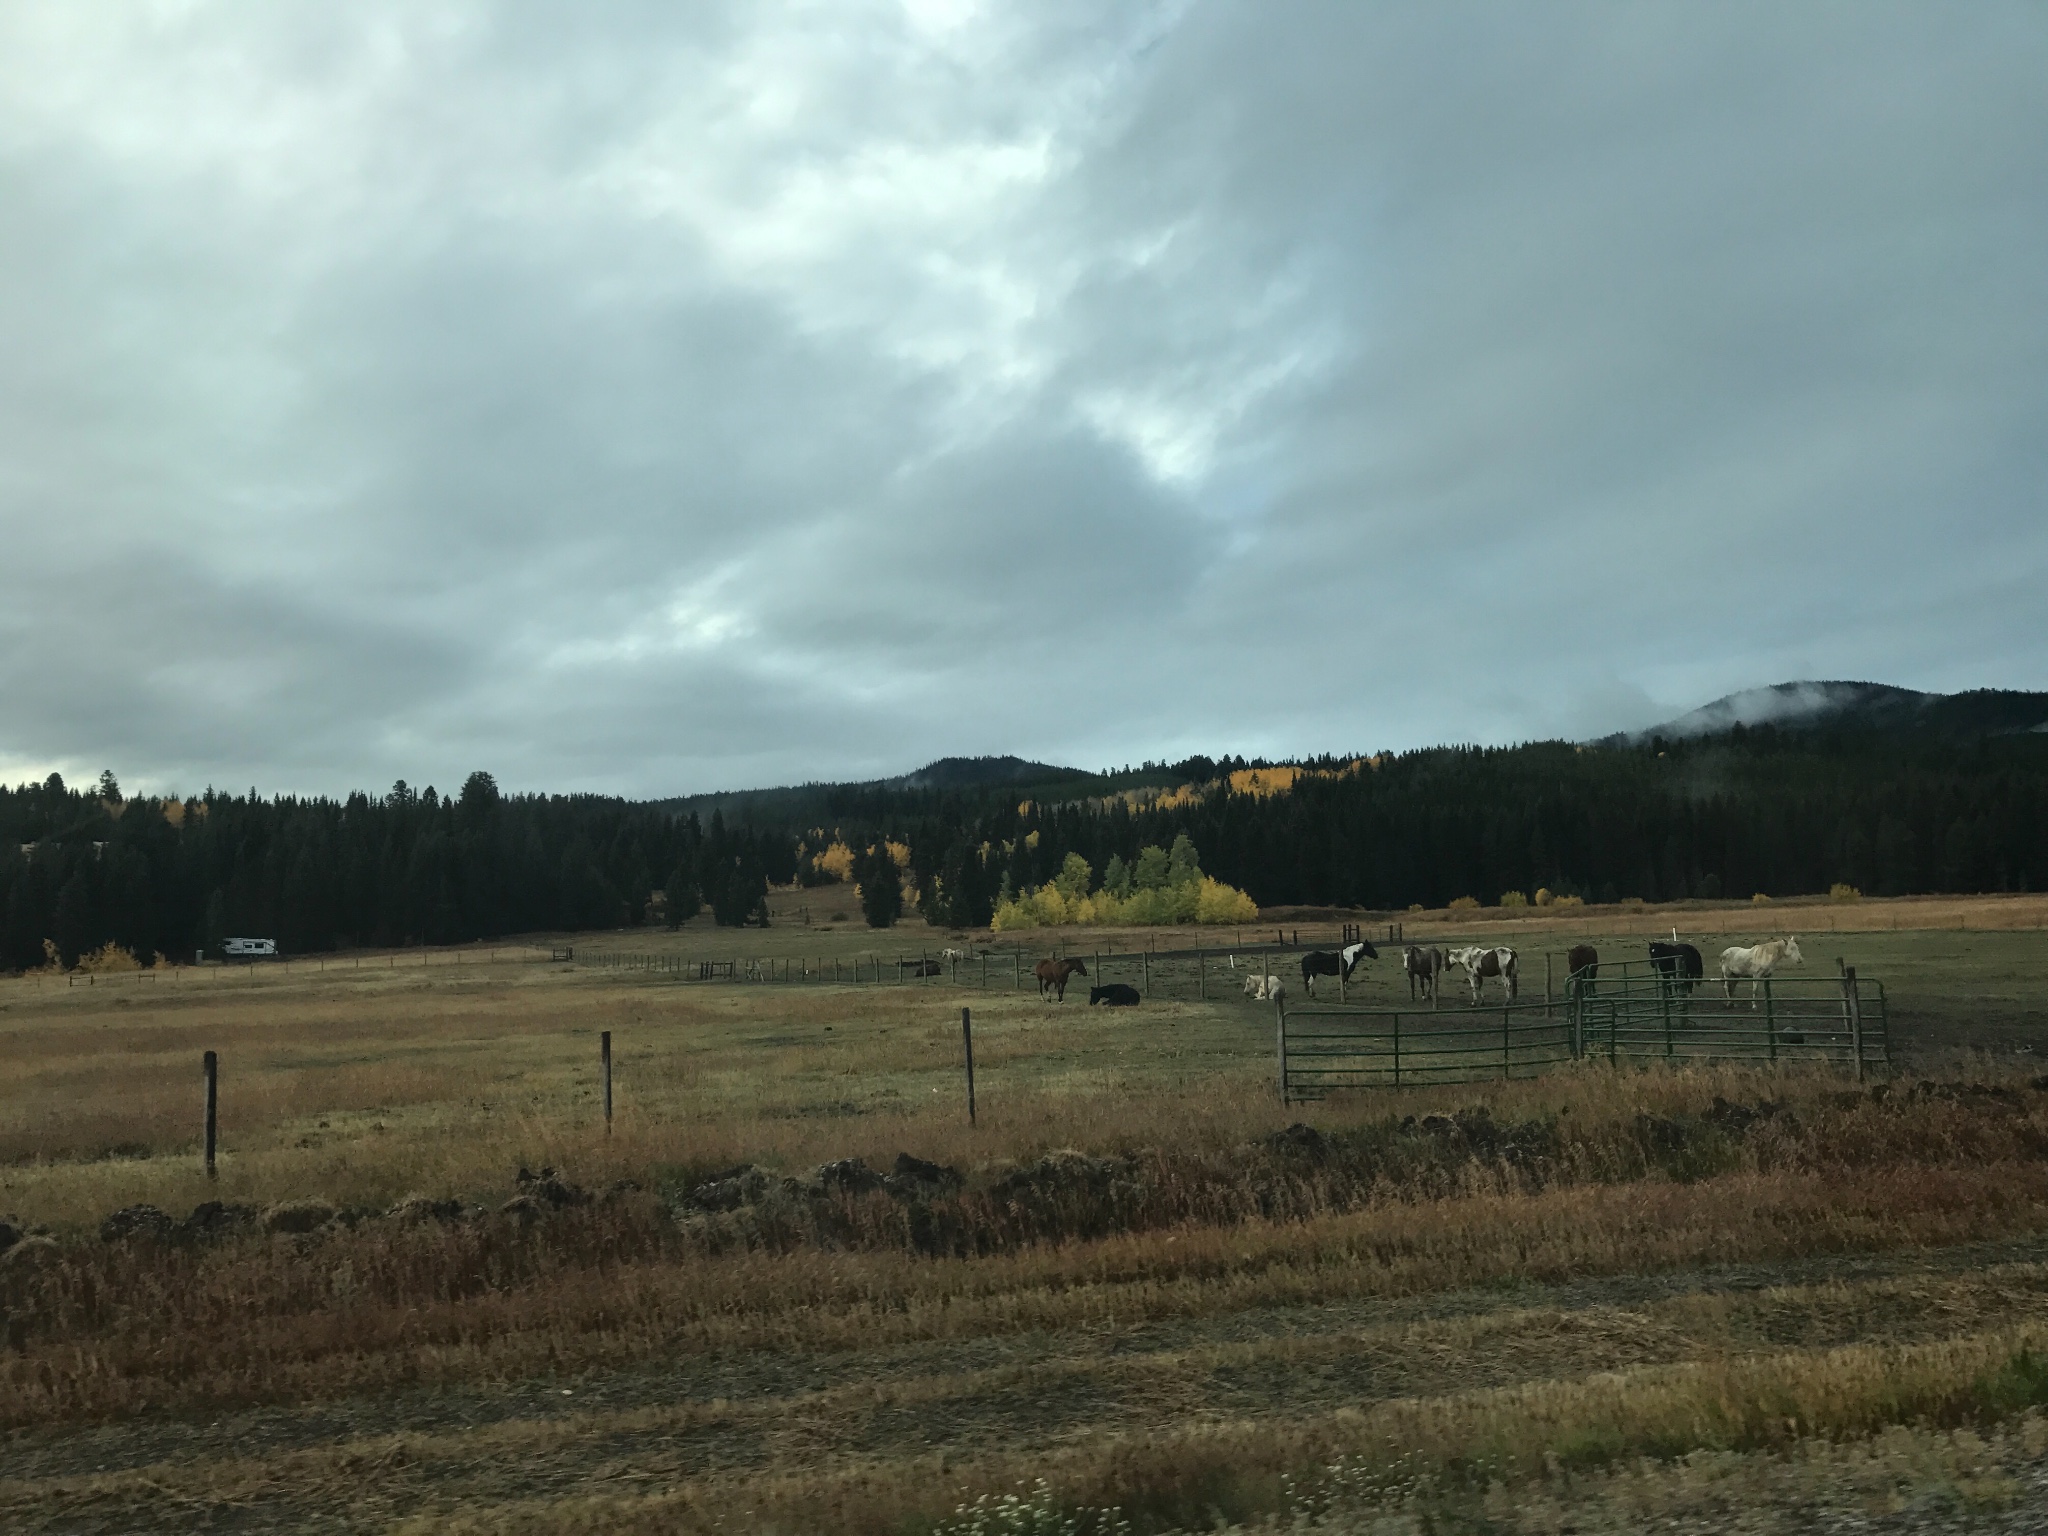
[2,2,2043,799]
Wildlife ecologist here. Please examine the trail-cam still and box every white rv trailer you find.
[222,937,278,959]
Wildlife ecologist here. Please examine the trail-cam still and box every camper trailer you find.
[222,937,278,960]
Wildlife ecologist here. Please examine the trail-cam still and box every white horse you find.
[1243,973,1285,1003]
[1719,936,1804,1007]
[1448,945,1518,1002]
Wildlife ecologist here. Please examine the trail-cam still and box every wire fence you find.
[1275,962,1891,1100]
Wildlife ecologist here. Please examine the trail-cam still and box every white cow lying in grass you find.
[1242,973,1285,1003]
[1719,936,1803,1007]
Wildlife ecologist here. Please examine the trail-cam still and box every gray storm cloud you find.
[1,1,2043,796]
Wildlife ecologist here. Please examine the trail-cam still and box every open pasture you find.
[4,896,2048,1532]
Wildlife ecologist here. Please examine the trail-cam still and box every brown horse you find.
[1034,957,1088,1001]
[1566,944,1598,994]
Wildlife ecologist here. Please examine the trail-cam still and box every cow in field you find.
[1402,945,1444,1001]
[1719,937,1803,1007]
[1089,984,1140,1006]
[1565,944,1599,995]
[1448,945,1519,1002]
[1648,941,1704,995]
[1034,957,1088,1001]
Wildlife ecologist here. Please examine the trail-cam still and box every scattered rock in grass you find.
[681,1165,787,1213]
[1634,1113,1690,1153]
[179,1201,259,1243]
[261,1199,336,1235]
[387,1194,467,1224]
[99,1205,175,1244]
[989,1149,1131,1203]
[809,1158,883,1197]
[1262,1123,1330,1162]
[0,1235,62,1276]
[883,1152,963,1199]
[515,1166,589,1207]
[499,1194,544,1224]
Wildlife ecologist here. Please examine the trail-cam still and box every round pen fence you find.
[1566,961,1890,1079]
[1276,997,1571,1100]
[1275,961,1890,1101]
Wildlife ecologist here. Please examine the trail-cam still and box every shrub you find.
[1499,891,1528,909]
[1830,882,1863,902]
[1752,892,1772,905]
[1534,888,1553,907]
[1551,894,1584,909]
[1447,896,1479,912]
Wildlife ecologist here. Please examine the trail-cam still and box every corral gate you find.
[1276,963,1889,1101]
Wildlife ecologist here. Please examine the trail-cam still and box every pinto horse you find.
[1447,945,1519,1002]
[1034,956,1088,1001]
[1300,939,1376,996]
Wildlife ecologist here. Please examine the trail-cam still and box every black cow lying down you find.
[1089,984,1141,1006]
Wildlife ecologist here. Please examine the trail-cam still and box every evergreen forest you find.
[3,721,2045,968]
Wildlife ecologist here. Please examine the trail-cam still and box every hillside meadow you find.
[3,891,2048,1532]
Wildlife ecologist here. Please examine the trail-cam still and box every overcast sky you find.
[2,3,2044,800]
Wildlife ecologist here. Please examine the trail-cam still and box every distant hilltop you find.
[1607,681,2048,745]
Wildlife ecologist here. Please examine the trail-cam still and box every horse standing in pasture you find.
[1298,939,1377,997]
[1565,944,1598,995]
[1648,941,1704,995]
[1034,956,1089,1001]
[1448,945,1519,1002]
[1402,945,1444,1001]
[1719,937,1803,1007]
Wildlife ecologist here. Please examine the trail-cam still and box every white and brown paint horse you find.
[1718,936,1803,1007]
[1447,945,1518,1002]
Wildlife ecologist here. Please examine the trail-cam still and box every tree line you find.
[4,724,2044,968]
[0,771,785,970]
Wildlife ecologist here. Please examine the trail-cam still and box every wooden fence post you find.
[203,1049,218,1179]
[1275,997,1289,1105]
[1844,966,1864,1082]
[1198,950,1205,1000]
[1545,952,1554,1018]
[962,1007,977,1127]
[601,1031,613,1133]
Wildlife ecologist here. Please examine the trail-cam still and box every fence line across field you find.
[1275,965,1892,1101]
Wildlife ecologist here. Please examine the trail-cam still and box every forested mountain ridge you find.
[1614,681,2048,744]
[5,685,2047,966]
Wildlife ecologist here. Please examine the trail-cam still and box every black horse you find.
[1648,941,1703,995]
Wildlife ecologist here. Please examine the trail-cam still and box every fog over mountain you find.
[1621,682,2048,745]
[1,4,2044,799]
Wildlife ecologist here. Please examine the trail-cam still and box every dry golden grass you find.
[4,918,2048,1532]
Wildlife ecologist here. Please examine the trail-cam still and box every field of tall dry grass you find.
[4,901,2048,1532]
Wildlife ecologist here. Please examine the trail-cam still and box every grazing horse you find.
[1648,941,1704,995]
[1565,944,1599,995]
[1719,937,1803,1007]
[1034,956,1088,1001]
[1448,945,1519,1002]
[1402,944,1444,1001]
